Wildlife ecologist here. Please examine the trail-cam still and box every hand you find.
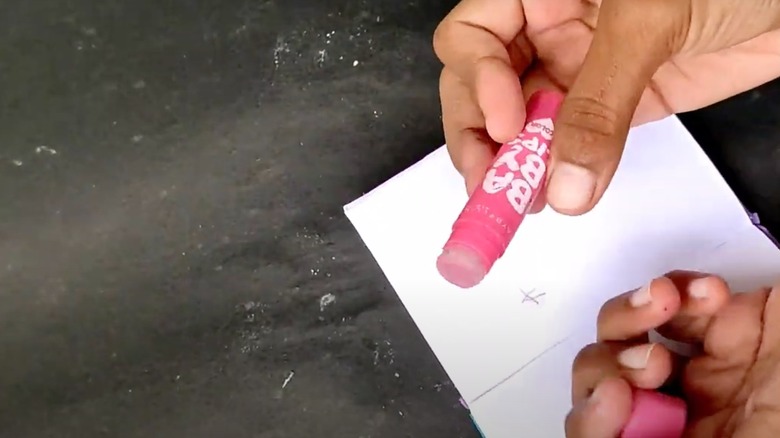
[434,0,780,215]
[566,271,780,437]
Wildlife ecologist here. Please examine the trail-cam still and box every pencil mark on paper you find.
[520,288,545,304]
[470,336,571,404]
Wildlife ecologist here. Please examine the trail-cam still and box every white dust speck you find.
[316,49,327,66]
[352,60,359,67]
[281,371,295,389]
[35,146,57,155]
[319,293,336,312]
[242,301,261,312]
[132,134,144,143]
[385,340,396,364]
[11,159,23,166]
[394,372,400,378]
[133,80,146,89]
[273,37,290,69]
[398,411,404,417]
[231,25,248,37]
[240,301,265,322]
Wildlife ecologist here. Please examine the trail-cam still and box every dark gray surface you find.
[0,0,779,437]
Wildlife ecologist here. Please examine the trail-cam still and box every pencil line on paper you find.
[469,336,572,405]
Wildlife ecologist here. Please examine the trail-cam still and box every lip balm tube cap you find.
[436,244,488,289]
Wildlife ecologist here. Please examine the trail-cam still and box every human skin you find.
[566,272,780,437]
[434,0,780,215]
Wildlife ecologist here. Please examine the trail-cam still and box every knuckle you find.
[572,342,604,374]
[432,20,455,62]
[561,96,620,138]
[557,96,623,165]
[601,0,689,51]
[595,304,618,339]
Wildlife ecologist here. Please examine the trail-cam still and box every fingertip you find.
[567,377,633,438]
[474,57,525,143]
[654,272,732,345]
[465,172,481,196]
[447,129,498,195]
[647,276,685,315]
[545,161,599,216]
[591,377,634,426]
[595,376,634,409]
[669,272,731,313]
[464,160,492,196]
[622,343,674,390]
[597,277,682,341]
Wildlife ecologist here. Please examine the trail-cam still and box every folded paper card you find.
[343,115,780,437]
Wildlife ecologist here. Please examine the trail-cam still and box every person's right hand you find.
[567,272,780,437]
[434,0,780,215]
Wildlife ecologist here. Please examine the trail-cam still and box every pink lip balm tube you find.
[436,89,564,289]
[621,389,687,438]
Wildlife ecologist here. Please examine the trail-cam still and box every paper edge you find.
[343,147,447,214]
[339,115,780,433]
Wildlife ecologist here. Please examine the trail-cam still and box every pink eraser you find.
[621,389,687,438]
[436,90,565,288]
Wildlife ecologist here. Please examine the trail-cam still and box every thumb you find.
[546,0,688,215]
[565,377,633,438]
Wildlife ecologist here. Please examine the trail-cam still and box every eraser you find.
[621,389,687,438]
[437,90,565,288]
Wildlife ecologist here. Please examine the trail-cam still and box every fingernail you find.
[548,163,596,211]
[629,282,653,307]
[689,277,709,299]
[617,344,656,369]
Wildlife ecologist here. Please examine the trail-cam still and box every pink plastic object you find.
[436,90,564,288]
[621,389,687,438]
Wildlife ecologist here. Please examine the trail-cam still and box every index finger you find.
[597,276,682,342]
[433,0,529,142]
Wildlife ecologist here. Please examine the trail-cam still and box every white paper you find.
[343,116,780,437]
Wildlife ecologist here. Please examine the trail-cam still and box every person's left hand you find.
[566,271,780,437]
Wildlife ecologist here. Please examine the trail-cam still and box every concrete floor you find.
[1,0,779,437]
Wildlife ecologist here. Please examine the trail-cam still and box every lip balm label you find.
[483,118,553,217]
[438,90,564,288]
